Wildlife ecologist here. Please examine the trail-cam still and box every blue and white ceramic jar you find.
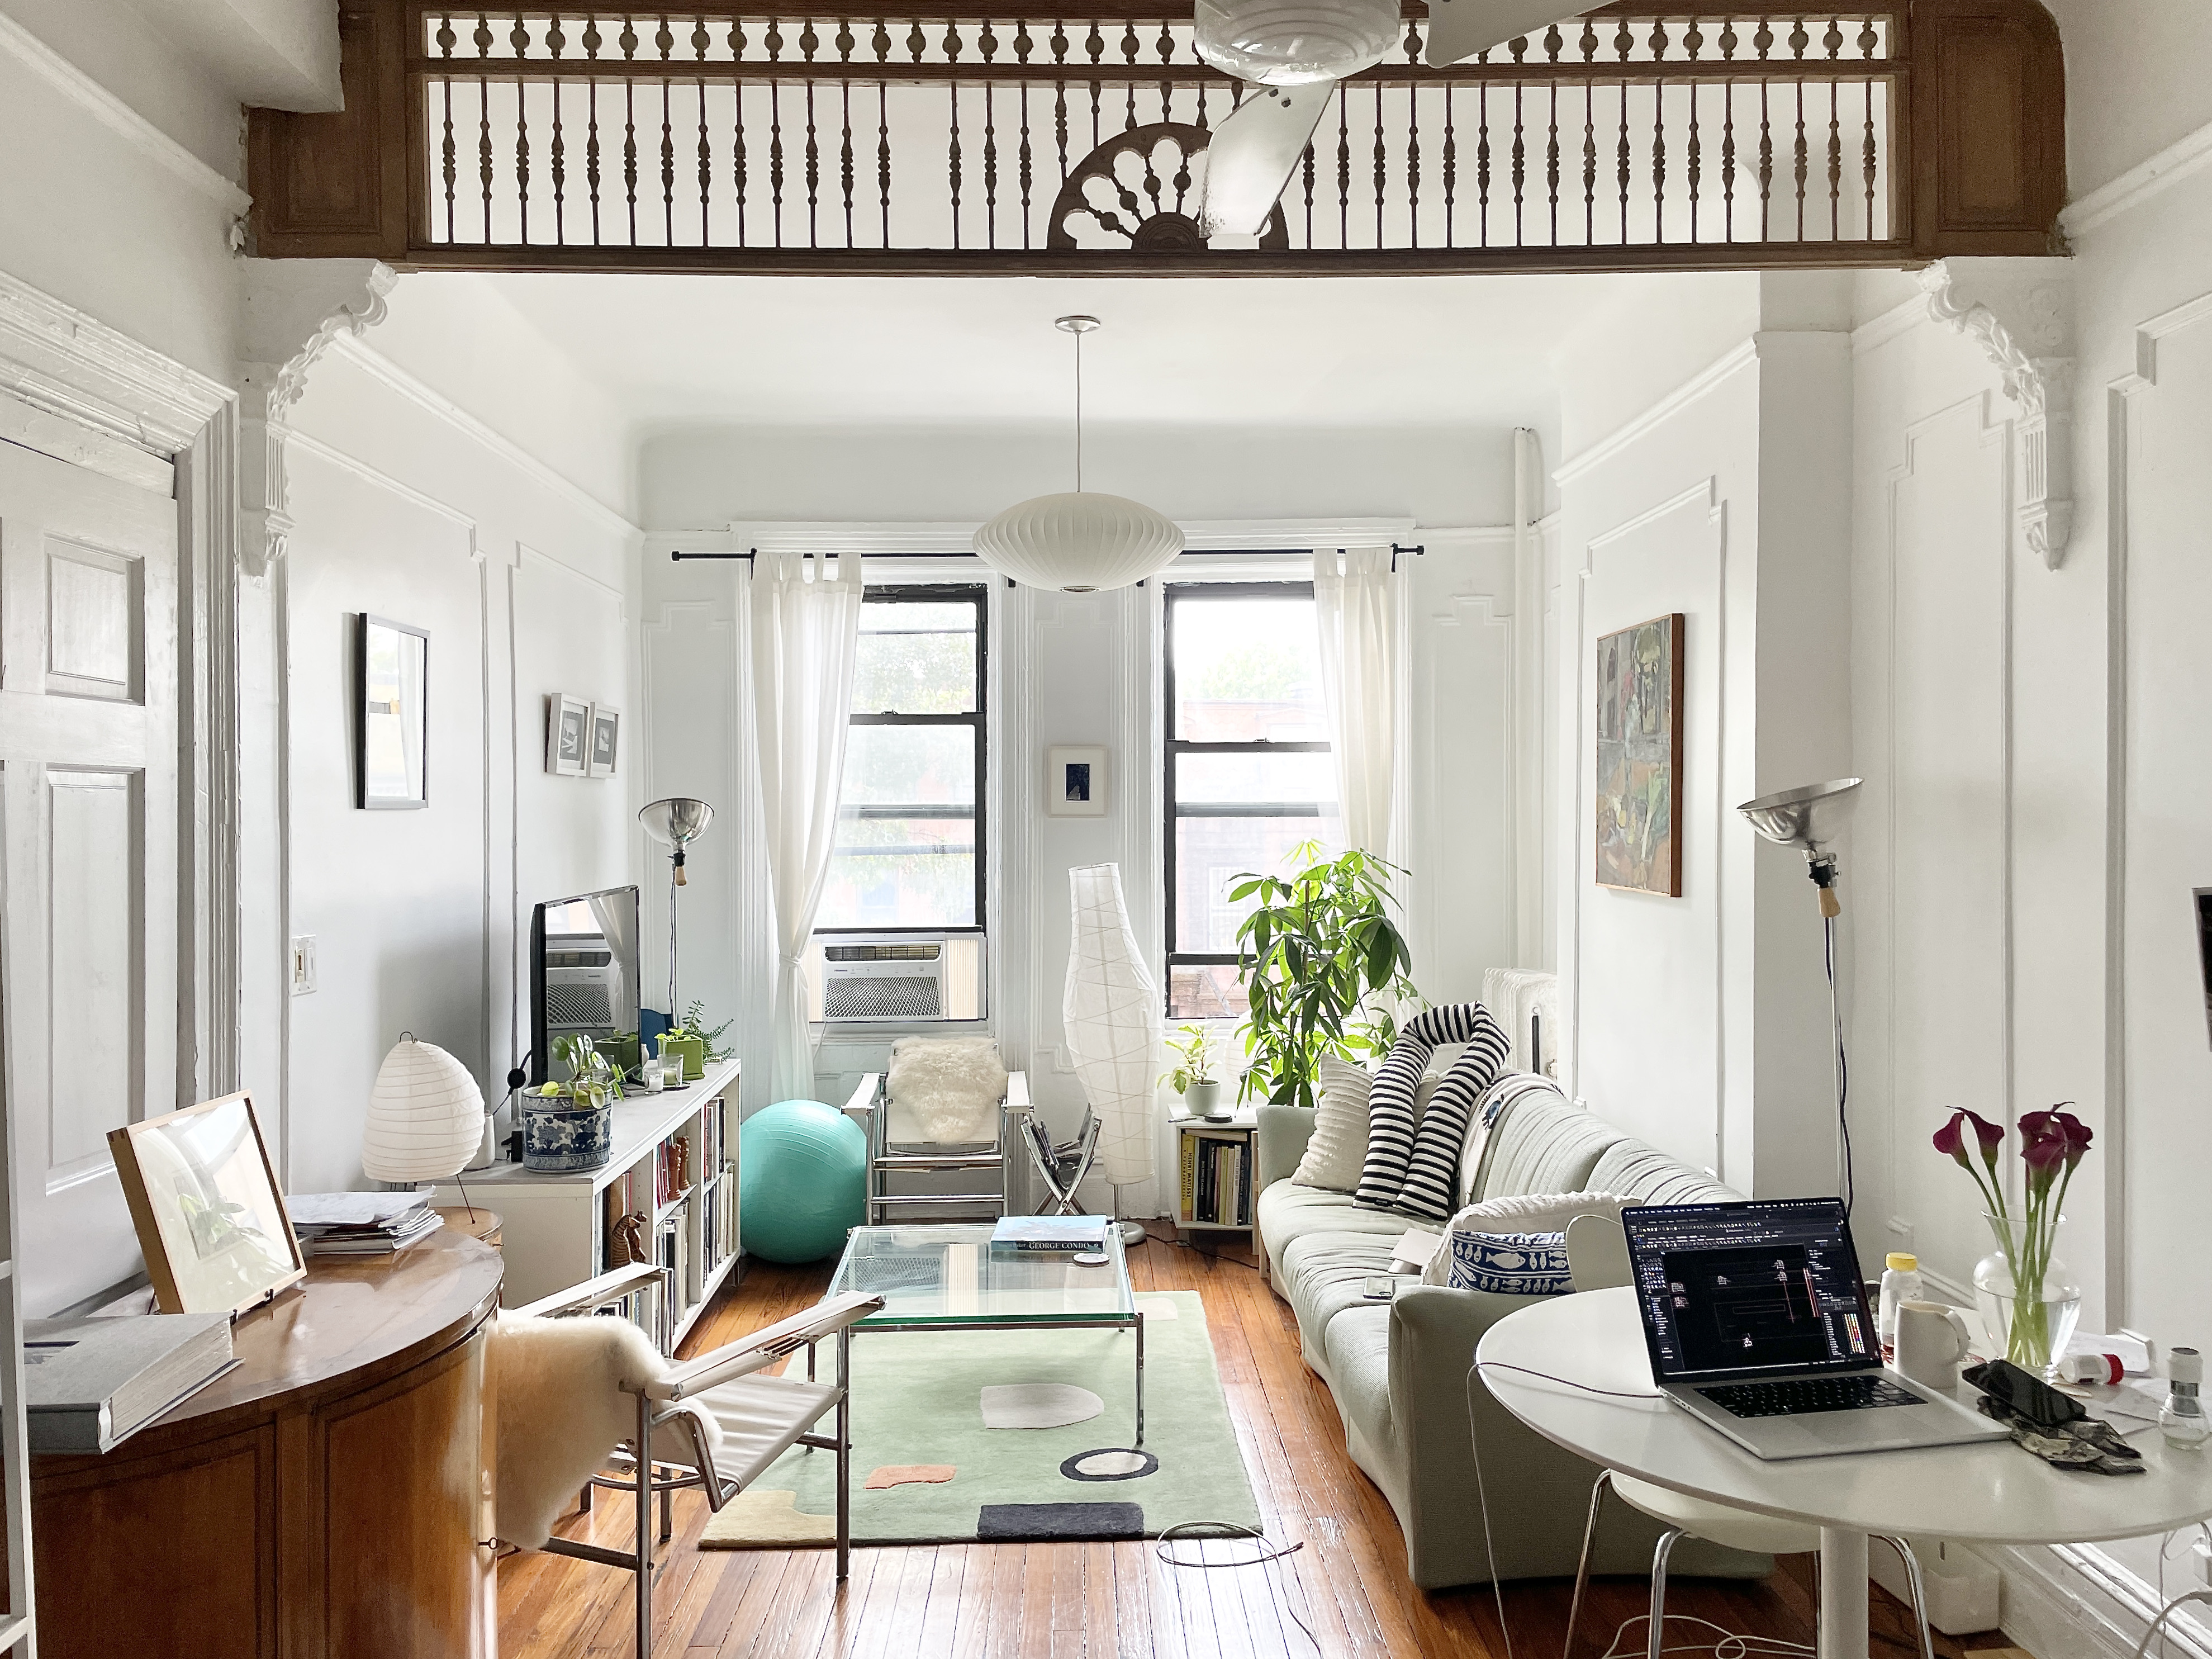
[522,1099,614,1172]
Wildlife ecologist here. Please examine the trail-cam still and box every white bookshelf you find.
[433,1056,742,1350]
[1175,1109,1257,1235]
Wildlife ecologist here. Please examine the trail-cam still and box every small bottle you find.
[2162,1348,2209,1450]
[1877,1252,1924,1364]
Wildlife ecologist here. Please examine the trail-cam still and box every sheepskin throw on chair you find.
[1063,864,1158,1198]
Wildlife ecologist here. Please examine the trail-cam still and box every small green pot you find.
[659,1033,705,1082]
[603,1033,642,1075]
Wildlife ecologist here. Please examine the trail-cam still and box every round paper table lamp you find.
[362,1033,485,1184]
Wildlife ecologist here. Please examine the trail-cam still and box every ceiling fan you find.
[1193,0,1599,238]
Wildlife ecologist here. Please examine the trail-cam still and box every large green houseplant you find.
[1230,842,1418,1111]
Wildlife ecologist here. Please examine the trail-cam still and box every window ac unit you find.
[822,937,946,1021]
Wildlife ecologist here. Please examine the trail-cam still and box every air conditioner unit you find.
[822,937,946,1021]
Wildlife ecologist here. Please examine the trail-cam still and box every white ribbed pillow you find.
[1420,1191,1641,1286]
[1292,1057,1446,1193]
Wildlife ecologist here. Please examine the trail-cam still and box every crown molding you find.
[0,268,232,458]
[1552,339,1760,485]
[0,16,251,219]
[2060,117,2212,240]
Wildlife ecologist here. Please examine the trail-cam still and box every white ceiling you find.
[458,271,1635,433]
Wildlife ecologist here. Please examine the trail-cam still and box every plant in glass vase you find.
[1933,1103,2091,1378]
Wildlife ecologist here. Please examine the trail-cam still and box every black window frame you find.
[1162,579,1330,1016]
[816,581,989,937]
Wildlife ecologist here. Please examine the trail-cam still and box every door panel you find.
[0,437,177,1315]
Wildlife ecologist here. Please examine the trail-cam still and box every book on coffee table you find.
[990,1215,1112,1252]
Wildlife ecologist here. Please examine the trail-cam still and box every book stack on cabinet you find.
[433,1056,743,1350]
[1175,1112,1256,1234]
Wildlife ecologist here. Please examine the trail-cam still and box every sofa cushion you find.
[1473,1089,1629,1201]
[1443,1231,1573,1295]
[1292,1057,1374,1191]
[1256,1179,1404,1284]
[1280,1232,1404,1373]
[1586,1138,1743,1205]
[1419,1190,1643,1285]
[1321,1303,1401,1502]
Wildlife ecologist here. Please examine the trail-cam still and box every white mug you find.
[1895,1300,1974,1391]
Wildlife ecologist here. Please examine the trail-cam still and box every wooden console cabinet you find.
[30,1230,504,1659]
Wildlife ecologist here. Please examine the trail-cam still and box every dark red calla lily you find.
[1934,1110,1970,1164]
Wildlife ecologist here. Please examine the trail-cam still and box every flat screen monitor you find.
[529,884,641,1085]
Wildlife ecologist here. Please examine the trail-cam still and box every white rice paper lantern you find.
[973,492,1184,594]
[362,1035,485,1183]
[1063,864,1159,1187]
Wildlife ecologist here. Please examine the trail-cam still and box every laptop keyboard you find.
[1698,1374,1925,1419]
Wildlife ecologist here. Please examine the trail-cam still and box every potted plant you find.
[523,1033,623,1171]
[1230,841,1419,1111]
[1161,1023,1226,1120]
[658,1000,732,1084]
[1934,1103,2091,1377]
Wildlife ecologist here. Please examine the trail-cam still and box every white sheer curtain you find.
[1313,546,1399,856]
[748,551,865,1101]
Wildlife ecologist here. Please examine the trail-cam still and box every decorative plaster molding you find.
[1553,340,1760,485]
[237,260,397,581]
[0,16,253,218]
[0,269,231,458]
[1920,258,2077,571]
[2060,115,2212,240]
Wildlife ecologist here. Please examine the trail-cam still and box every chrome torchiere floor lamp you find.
[639,798,715,1022]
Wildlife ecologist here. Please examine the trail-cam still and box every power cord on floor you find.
[1154,1522,1321,1656]
[1131,1221,1266,1272]
[1594,1614,1816,1659]
[2128,1590,2212,1659]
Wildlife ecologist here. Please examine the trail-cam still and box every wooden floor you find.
[499,1228,2001,1659]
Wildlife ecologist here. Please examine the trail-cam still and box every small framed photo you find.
[108,1093,306,1316]
[588,704,620,778]
[356,614,428,809]
[547,693,590,777]
[1048,746,1108,817]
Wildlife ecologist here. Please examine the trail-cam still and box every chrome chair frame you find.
[506,1265,884,1658]
[1564,1469,1938,1659]
[846,1059,1030,1223]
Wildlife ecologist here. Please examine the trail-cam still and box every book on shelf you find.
[1179,1134,1198,1220]
[25,1311,238,1454]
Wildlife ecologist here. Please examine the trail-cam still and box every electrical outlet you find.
[289,935,317,996]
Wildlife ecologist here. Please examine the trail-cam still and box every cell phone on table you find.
[1363,1276,1402,1301]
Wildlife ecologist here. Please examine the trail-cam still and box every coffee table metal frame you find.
[827,1221,1146,1446]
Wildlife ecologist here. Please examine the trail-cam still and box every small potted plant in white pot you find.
[1161,1023,1226,1120]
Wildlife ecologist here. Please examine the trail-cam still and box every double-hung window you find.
[1162,581,1341,1020]
[812,584,988,1018]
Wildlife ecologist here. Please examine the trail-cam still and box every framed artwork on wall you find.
[355,614,428,809]
[588,704,620,778]
[1594,612,1685,897]
[547,693,590,777]
[1048,746,1108,817]
[107,1093,306,1316]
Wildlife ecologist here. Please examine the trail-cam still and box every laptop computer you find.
[1621,1198,2012,1460]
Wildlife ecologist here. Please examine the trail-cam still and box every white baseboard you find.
[1948,1540,2212,1659]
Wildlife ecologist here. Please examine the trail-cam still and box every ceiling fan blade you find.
[1195,80,1335,239]
[1423,0,1596,68]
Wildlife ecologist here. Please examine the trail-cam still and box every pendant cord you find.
[1074,326,1084,494]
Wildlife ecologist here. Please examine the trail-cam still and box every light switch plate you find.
[289,935,316,996]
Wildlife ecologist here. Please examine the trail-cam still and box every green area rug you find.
[699,1290,1259,1545]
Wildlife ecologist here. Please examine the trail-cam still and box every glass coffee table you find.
[827,1222,1146,1444]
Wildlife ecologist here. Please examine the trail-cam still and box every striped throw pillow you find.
[1352,1002,1510,1217]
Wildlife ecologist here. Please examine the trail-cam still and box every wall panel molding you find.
[2061,116,2212,240]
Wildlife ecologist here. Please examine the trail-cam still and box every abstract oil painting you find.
[1594,613,1684,897]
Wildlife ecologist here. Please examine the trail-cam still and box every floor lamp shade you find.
[362,1035,485,1183]
[1063,863,1159,1187]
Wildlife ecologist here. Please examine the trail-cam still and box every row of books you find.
[1181,1131,1252,1227]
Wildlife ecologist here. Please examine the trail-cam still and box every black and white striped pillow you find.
[1353,1003,1508,1216]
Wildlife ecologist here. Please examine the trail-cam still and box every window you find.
[1163,582,1341,1020]
[815,585,987,933]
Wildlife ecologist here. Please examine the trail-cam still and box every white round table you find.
[1478,1287,2212,1659]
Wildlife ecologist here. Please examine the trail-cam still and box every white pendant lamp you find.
[975,316,1183,594]
[362,1032,486,1184]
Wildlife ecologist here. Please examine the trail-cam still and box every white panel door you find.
[0,437,177,1315]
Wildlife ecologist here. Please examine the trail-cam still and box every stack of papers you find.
[287,1191,444,1255]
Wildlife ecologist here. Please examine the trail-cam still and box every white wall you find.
[274,309,643,1192]
[1551,273,1855,1202]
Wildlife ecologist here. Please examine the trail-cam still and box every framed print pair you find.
[548,695,620,778]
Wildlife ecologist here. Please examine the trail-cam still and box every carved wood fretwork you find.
[248,0,2068,276]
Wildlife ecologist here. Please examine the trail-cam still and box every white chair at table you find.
[1559,1215,1938,1659]
[494,1264,884,1659]
[845,1037,1031,1223]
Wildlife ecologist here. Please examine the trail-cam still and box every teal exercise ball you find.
[739,1099,867,1264]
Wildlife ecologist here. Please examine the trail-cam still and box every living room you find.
[4,0,2211,1656]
